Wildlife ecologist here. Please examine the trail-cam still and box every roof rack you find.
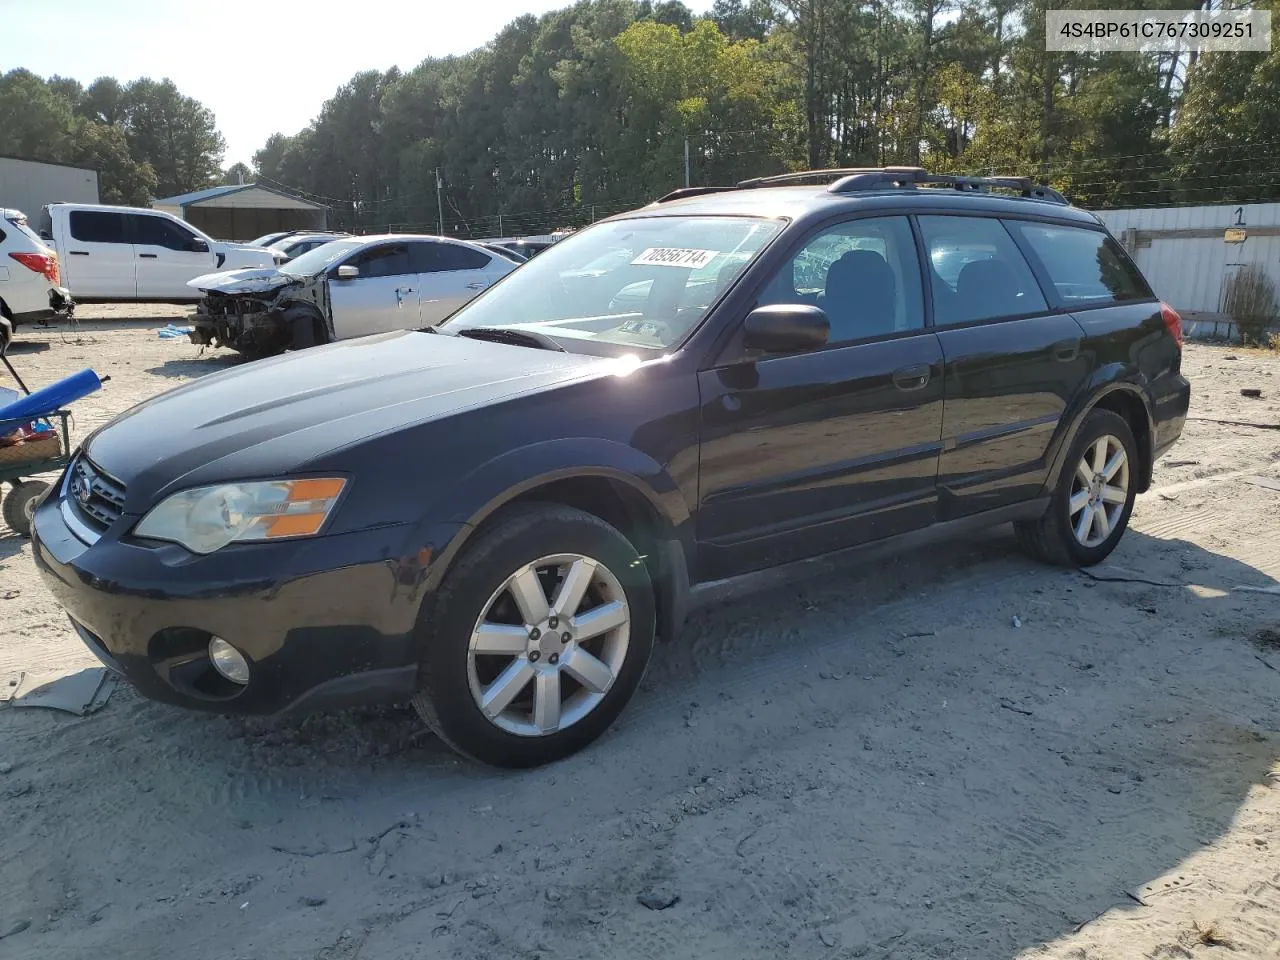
[826,168,1067,204]
[735,168,894,188]
[651,186,740,204]
[651,167,1068,205]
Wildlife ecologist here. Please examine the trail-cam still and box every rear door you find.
[327,242,418,338]
[62,210,136,299]
[696,215,946,580]
[917,214,1091,519]
[414,241,500,325]
[129,213,214,299]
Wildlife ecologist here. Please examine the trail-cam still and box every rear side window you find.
[424,243,491,272]
[1010,222,1152,306]
[130,214,198,250]
[918,216,1048,326]
[69,210,128,244]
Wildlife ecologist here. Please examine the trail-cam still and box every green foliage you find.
[0,68,219,205]
[4,0,1272,227]
[222,162,252,186]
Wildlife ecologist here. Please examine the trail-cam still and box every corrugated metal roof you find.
[153,182,327,209]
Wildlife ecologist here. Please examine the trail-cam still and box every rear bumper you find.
[8,286,72,326]
[30,486,463,716]
[1151,370,1191,460]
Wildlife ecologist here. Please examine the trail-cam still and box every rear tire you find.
[1015,409,1138,567]
[411,503,655,768]
[3,480,50,538]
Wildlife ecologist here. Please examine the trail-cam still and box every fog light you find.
[208,636,249,685]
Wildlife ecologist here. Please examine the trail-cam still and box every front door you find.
[129,213,215,300]
[328,242,420,338]
[917,214,1092,519]
[696,215,945,581]
[63,210,136,299]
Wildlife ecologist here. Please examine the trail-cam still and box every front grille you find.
[67,456,126,530]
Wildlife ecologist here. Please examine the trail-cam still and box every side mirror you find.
[336,264,359,280]
[187,238,210,253]
[742,303,829,354]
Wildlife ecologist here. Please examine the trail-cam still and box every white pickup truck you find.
[39,203,277,302]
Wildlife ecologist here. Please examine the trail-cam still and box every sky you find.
[4,0,715,169]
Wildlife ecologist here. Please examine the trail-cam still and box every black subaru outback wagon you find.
[31,168,1190,767]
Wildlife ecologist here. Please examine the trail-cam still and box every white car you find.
[0,208,72,333]
[187,234,517,356]
[39,203,276,302]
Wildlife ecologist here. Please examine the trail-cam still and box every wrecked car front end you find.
[189,269,330,357]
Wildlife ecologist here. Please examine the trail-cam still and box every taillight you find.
[1160,302,1183,348]
[9,251,59,285]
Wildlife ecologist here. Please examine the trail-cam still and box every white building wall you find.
[0,157,99,218]
[1096,203,1280,319]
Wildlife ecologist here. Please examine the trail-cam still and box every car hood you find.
[83,331,606,513]
[188,267,298,294]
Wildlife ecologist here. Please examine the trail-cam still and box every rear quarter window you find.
[1010,222,1152,307]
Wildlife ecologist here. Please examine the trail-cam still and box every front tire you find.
[1015,409,1138,567]
[411,503,655,768]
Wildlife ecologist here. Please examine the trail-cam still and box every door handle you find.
[1052,338,1081,362]
[892,363,932,391]
[138,253,158,259]
[69,250,89,256]
[466,281,488,290]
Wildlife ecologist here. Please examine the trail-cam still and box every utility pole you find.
[435,168,444,235]
[498,212,503,237]
[684,137,691,188]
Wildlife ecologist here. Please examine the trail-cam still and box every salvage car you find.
[31,168,1190,768]
[187,234,516,356]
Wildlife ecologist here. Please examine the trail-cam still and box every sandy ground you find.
[1,306,1279,960]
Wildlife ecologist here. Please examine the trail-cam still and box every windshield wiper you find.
[452,327,567,353]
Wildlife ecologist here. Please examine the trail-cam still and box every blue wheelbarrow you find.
[0,317,105,536]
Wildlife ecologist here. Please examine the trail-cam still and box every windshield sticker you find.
[631,247,719,269]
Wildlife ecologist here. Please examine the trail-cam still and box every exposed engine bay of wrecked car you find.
[189,269,331,357]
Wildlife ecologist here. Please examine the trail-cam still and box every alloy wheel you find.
[466,553,631,737]
[1068,434,1129,548]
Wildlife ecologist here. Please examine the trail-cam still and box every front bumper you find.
[30,486,463,715]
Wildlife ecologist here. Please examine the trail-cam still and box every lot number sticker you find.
[632,247,718,268]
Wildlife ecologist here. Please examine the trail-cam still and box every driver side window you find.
[756,216,924,345]
[345,244,411,279]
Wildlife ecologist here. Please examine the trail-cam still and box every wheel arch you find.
[417,440,693,643]
[1048,379,1156,496]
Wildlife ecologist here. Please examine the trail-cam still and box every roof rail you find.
[651,167,1067,206]
[652,186,740,204]
[736,168,904,188]
[827,168,1067,204]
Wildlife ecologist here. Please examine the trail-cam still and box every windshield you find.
[443,216,782,354]
[280,238,364,276]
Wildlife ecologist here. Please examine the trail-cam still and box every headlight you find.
[134,478,346,554]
